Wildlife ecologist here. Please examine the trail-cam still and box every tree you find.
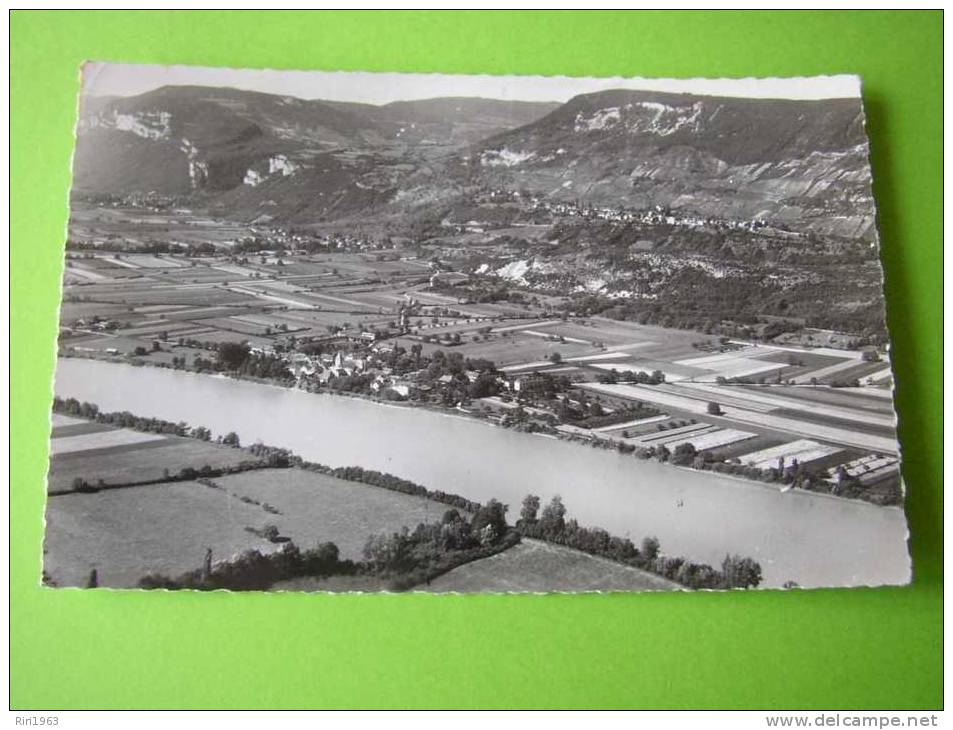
[217,341,251,371]
[363,528,415,573]
[467,371,499,399]
[706,401,723,416]
[441,509,462,525]
[260,524,281,543]
[471,499,508,544]
[520,494,541,524]
[222,432,241,447]
[671,442,697,466]
[641,536,660,562]
[721,554,763,589]
[71,477,91,492]
[549,352,562,364]
[539,496,567,537]
[302,542,340,575]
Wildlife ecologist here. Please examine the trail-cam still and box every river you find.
[53,358,911,588]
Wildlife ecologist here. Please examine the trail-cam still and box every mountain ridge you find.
[71,84,876,239]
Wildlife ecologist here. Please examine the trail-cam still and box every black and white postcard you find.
[45,64,910,592]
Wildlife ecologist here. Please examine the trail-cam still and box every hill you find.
[72,86,556,199]
[71,84,877,239]
[466,89,875,238]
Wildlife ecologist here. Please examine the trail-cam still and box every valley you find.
[46,76,908,593]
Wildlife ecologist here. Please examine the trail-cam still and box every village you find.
[41,69,914,598]
[56,238,902,508]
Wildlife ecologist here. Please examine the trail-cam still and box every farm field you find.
[63,334,156,355]
[769,408,897,438]
[588,359,707,381]
[813,360,892,384]
[59,302,133,320]
[634,422,715,445]
[749,385,895,413]
[51,422,110,439]
[399,332,599,366]
[116,320,208,338]
[596,414,670,434]
[69,205,256,245]
[738,440,843,470]
[210,468,456,559]
[158,268,235,284]
[47,425,258,493]
[275,310,393,330]
[44,481,277,588]
[51,414,88,428]
[147,346,215,366]
[185,331,274,348]
[339,289,418,310]
[450,301,542,319]
[582,382,899,453]
[423,539,682,593]
[144,304,260,321]
[547,317,696,352]
[657,428,757,452]
[789,357,866,384]
[49,428,167,456]
[418,317,534,336]
[757,348,846,369]
[54,230,902,513]
[674,354,786,381]
[675,383,896,427]
[84,286,257,307]
[291,291,384,311]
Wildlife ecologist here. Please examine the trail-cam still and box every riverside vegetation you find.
[61,334,897,506]
[51,397,763,592]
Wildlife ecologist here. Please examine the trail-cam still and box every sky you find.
[81,62,862,104]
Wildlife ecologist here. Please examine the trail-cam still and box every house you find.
[371,341,396,354]
[370,375,411,398]
[288,353,317,379]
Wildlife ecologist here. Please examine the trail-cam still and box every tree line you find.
[138,503,519,593]
[56,399,764,590]
[516,494,762,590]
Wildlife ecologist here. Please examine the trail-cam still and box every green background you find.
[11,10,943,709]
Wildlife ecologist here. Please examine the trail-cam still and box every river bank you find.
[48,401,726,591]
[51,357,912,588]
[56,352,896,509]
